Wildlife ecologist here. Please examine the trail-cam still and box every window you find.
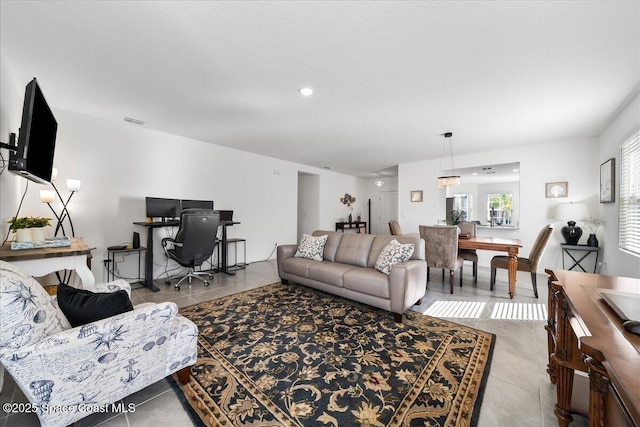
[487,193,513,226]
[452,194,471,222]
[619,131,640,256]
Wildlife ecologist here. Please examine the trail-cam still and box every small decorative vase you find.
[587,233,599,247]
[31,227,46,244]
[15,228,32,243]
[561,221,583,245]
[357,215,361,222]
[348,213,353,223]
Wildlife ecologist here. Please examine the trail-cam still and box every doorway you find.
[297,172,319,242]
[376,191,398,235]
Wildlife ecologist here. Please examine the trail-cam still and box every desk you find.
[545,269,640,426]
[218,221,241,275]
[560,244,600,273]
[335,222,366,233]
[458,236,522,298]
[0,237,95,288]
[133,221,179,292]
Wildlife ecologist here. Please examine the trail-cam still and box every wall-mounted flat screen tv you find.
[9,78,57,184]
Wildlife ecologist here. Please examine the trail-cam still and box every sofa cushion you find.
[57,283,134,327]
[343,268,390,299]
[312,230,343,262]
[374,239,415,275]
[334,233,375,267]
[282,257,319,278]
[294,234,328,261]
[308,262,358,287]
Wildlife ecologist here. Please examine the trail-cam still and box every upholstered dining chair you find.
[457,221,478,283]
[162,209,220,290]
[389,220,402,236]
[0,260,198,427]
[490,224,554,298]
[419,225,464,294]
[389,220,420,237]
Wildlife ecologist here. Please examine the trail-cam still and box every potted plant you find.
[7,216,52,243]
[446,210,466,226]
[581,217,605,247]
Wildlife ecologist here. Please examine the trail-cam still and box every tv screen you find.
[9,78,57,184]
[181,199,214,210]
[146,197,181,220]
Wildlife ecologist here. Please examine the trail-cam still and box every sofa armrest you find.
[389,260,427,315]
[277,244,298,278]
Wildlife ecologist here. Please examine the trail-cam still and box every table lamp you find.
[555,203,589,245]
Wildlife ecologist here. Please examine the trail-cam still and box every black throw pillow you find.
[57,283,134,327]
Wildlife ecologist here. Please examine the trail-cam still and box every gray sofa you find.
[277,230,427,322]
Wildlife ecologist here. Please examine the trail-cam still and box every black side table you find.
[107,246,146,284]
[560,244,600,273]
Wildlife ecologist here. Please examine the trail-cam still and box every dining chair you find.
[489,224,554,298]
[419,225,464,294]
[457,221,478,283]
[389,220,402,235]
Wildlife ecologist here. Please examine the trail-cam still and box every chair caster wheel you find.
[204,281,210,286]
[175,285,180,291]
[165,281,171,286]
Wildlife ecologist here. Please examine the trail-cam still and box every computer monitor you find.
[181,199,214,210]
[216,210,234,222]
[145,197,181,220]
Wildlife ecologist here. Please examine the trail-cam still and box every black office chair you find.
[161,209,220,290]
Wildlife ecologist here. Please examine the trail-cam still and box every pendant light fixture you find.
[437,132,461,188]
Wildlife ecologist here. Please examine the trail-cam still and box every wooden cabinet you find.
[545,269,640,426]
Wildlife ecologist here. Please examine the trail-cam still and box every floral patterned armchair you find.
[0,260,198,427]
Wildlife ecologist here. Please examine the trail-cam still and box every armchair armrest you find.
[0,302,182,361]
[90,279,132,297]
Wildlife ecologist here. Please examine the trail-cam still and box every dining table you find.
[458,236,523,298]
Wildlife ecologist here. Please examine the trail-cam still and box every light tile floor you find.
[0,261,588,426]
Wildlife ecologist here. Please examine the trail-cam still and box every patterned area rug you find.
[173,283,495,426]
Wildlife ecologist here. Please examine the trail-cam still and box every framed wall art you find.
[411,190,423,202]
[600,158,615,203]
[545,181,568,198]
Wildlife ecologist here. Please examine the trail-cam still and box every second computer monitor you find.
[181,199,214,210]
[146,197,181,220]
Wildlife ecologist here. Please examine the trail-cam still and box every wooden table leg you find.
[507,249,518,298]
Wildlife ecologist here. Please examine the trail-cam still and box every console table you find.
[0,237,95,288]
[560,244,600,273]
[545,269,640,426]
[335,222,366,233]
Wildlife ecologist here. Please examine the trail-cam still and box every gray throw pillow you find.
[375,239,415,275]
[294,234,328,261]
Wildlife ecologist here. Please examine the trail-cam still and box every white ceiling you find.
[1,1,638,178]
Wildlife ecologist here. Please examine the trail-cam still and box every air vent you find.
[124,117,145,125]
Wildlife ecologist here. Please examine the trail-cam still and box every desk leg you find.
[507,249,517,299]
[143,229,160,292]
[220,225,235,276]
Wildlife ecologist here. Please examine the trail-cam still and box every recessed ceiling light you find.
[300,87,314,97]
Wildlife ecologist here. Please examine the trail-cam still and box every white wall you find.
[597,90,640,278]
[399,138,600,273]
[0,85,366,281]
